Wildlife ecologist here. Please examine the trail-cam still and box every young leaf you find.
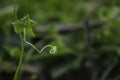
[21,15,36,37]
[21,15,36,28]
[12,15,36,37]
[26,27,35,37]
[12,20,23,34]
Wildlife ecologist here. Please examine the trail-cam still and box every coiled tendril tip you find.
[50,46,57,54]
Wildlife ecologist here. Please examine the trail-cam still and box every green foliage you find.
[0,0,120,80]
[12,15,36,37]
[3,45,21,59]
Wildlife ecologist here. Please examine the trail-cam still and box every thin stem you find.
[39,45,53,53]
[13,34,25,80]
[14,0,17,20]
[26,41,53,54]
[23,28,26,42]
[26,41,40,53]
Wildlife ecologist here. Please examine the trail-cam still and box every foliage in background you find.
[0,0,120,80]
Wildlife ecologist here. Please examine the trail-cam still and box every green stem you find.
[13,34,25,80]
[14,0,17,20]
[39,45,53,53]
[23,28,26,42]
[26,41,53,53]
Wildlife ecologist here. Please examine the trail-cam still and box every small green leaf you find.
[12,15,36,37]
[29,19,37,27]
[21,15,36,28]
[21,15,36,37]
[21,15,29,27]
[26,27,35,37]
[12,20,23,33]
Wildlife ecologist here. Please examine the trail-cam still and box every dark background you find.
[0,0,120,80]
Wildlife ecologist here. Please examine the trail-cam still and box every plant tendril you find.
[26,41,57,54]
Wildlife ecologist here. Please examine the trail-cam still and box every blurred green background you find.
[0,0,120,80]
